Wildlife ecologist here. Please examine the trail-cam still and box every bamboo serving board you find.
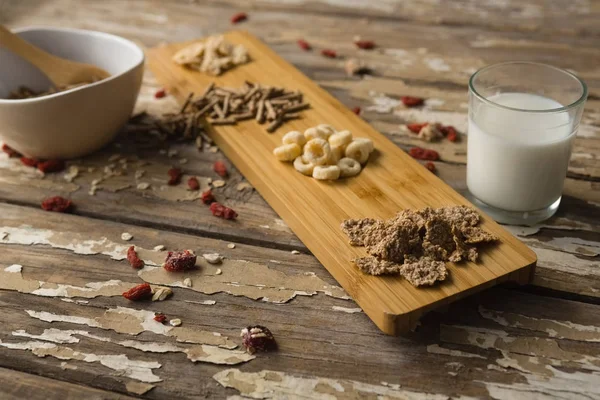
[147,31,537,335]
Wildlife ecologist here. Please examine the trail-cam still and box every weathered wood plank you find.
[0,367,138,400]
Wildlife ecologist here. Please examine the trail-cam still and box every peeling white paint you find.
[424,57,451,72]
[332,306,362,314]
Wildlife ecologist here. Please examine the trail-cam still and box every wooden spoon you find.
[0,25,110,87]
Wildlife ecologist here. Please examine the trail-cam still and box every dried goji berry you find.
[127,245,144,269]
[445,126,459,142]
[188,177,200,191]
[122,283,152,301]
[425,162,436,173]
[210,202,238,220]
[409,147,425,159]
[423,149,440,161]
[406,123,428,134]
[297,39,311,51]
[402,96,425,107]
[37,159,65,173]
[352,106,361,115]
[321,49,337,58]
[20,157,39,167]
[41,196,72,213]
[163,250,197,272]
[213,160,228,178]
[201,189,215,205]
[354,40,375,50]
[2,144,21,158]
[154,88,167,99]
[154,313,167,323]
[241,325,277,354]
[167,167,183,185]
[230,12,247,24]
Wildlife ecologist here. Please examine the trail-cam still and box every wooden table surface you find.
[1,1,599,399]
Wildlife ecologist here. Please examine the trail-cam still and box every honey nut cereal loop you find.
[313,165,341,180]
[303,138,331,166]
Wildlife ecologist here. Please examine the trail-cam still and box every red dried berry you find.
[401,96,425,108]
[167,167,183,185]
[201,189,216,205]
[423,149,440,161]
[409,147,426,159]
[210,202,238,220]
[321,49,337,58]
[41,196,72,213]
[122,283,152,301]
[355,40,375,50]
[37,159,65,173]
[20,157,39,167]
[425,162,436,173]
[213,160,228,178]
[444,126,459,142]
[163,250,197,272]
[297,39,311,51]
[154,313,167,323]
[127,245,144,269]
[154,88,167,99]
[407,123,428,134]
[2,144,21,158]
[241,325,277,354]
[188,177,200,191]
[352,106,361,115]
[230,12,247,24]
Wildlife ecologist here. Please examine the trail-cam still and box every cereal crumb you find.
[169,318,182,327]
[154,245,166,251]
[215,268,222,275]
[121,232,133,241]
[135,170,145,179]
[183,278,192,287]
[179,158,188,164]
[167,149,178,158]
[203,253,223,265]
[137,182,150,190]
[152,286,173,301]
[209,146,219,153]
[236,182,253,191]
[291,250,300,255]
[212,180,226,188]
[227,243,236,249]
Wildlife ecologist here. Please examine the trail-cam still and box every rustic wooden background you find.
[1,0,599,399]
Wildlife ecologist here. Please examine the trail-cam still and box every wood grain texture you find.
[147,31,536,335]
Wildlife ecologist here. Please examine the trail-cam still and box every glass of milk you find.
[467,62,587,225]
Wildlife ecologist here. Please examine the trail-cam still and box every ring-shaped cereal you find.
[273,143,302,162]
[313,165,341,180]
[293,156,315,176]
[344,139,371,164]
[316,124,336,138]
[338,157,362,177]
[282,130,306,147]
[329,130,352,148]
[304,127,329,141]
[303,138,331,166]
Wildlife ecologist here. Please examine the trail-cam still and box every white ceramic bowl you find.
[0,27,144,159]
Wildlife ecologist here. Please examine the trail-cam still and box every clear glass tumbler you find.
[467,62,587,225]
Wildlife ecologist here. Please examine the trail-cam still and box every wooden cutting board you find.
[147,31,537,335]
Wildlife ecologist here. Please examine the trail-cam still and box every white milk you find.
[467,93,575,212]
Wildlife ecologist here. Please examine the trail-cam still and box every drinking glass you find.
[467,62,587,225]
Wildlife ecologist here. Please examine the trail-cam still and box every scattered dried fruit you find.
[154,313,167,323]
[127,246,144,269]
[203,253,223,265]
[20,157,39,167]
[163,250,197,272]
[354,40,375,50]
[170,318,182,327]
[230,12,247,24]
[409,147,439,161]
[154,88,167,99]
[401,96,424,107]
[297,39,311,51]
[122,283,152,301]
[407,123,428,134]
[201,189,216,204]
[443,126,459,142]
[213,160,228,177]
[241,325,277,354]
[2,144,21,158]
[210,202,238,220]
[321,49,337,58]
[425,162,436,173]
[352,106,361,115]
[167,167,183,185]
[188,177,200,191]
[418,124,443,142]
[152,286,173,301]
[41,196,72,213]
